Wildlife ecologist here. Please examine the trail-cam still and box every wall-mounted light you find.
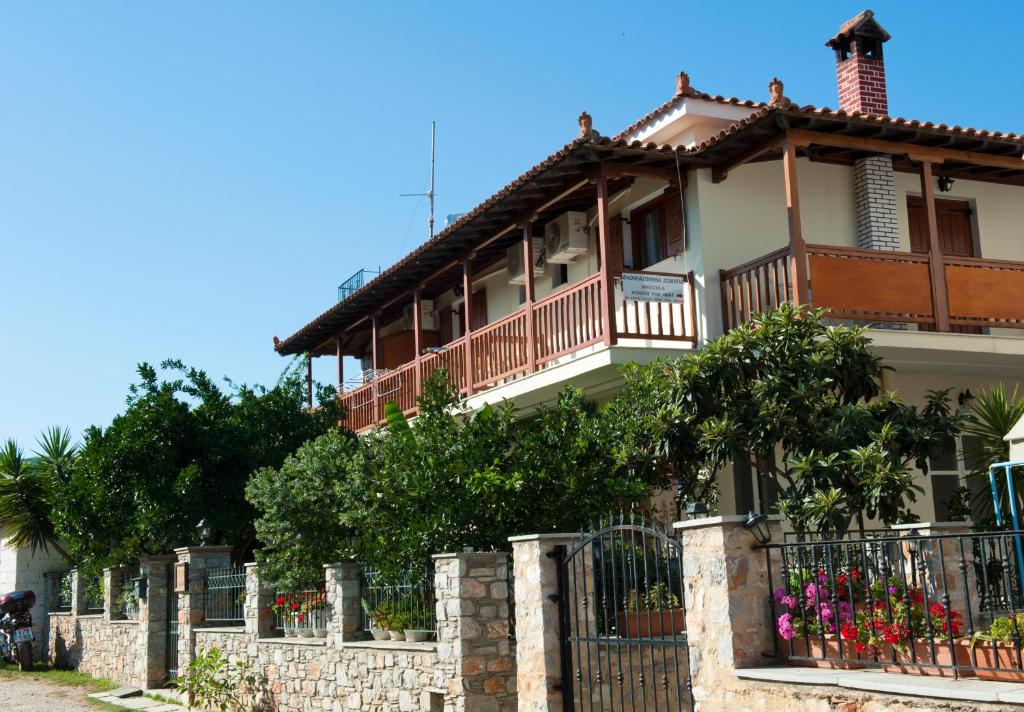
[937,176,955,193]
[453,284,465,298]
[196,518,212,546]
[958,389,975,408]
[744,511,772,547]
[685,501,709,520]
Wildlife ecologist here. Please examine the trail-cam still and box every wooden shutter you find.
[665,194,685,255]
[470,289,488,330]
[608,215,624,276]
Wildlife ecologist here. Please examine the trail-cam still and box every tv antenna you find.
[400,121,436,239]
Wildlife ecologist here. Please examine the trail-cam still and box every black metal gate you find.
[165,564,179,682]
[555,514,693,711]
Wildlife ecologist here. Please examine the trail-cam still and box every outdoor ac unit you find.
[507,239,546,285]
[403,299,438,331]
[544,211,589,264]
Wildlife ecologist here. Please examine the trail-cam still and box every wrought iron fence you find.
[204,566,246,624]
[47,570,73,612]
[83,574,104,613]
[766,528,1024,678]
[360,568,436,636]
[272,585,329,636]
[120,568,140,620]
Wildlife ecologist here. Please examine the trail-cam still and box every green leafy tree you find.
[0,435,72,559]
[51,359,343,572]
[962,385,1024,524]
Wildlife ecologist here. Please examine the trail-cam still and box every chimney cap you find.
[826,9,891,49]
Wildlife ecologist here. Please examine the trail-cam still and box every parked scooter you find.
[0,590,35,671]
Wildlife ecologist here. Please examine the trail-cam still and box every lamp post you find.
[196,519,212,547]
[744,511,772,547]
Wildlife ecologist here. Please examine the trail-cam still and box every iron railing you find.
[204,566,246,624]
[360,568,436,635]
[273,586,329,635]
[766,528,1024,678]
[47,570,73,612]
[120,567,140,620]
[83,574,104,613]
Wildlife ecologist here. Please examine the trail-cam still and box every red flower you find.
[930,603,946,617]
[836,574,849,586]
[911,591,924,603]
[840,623,858,641]
[851,569,862,581]
[290,602,299,611]
[276,596,285,606]
[296,614,304,623]
[854,642,866,653]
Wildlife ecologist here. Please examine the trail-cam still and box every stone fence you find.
[47,549,516,712]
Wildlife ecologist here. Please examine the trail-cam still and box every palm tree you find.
[0,435,71,560]
[963,386,1024,524]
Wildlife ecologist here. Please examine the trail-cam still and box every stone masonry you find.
[174,545,233,674]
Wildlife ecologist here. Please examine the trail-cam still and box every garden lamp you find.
[686,501,709,520]
[744,511,772,547]
[196,518,212,546]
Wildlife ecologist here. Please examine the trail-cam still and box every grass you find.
[0,661,123,710]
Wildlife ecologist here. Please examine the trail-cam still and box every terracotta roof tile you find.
[612,87,766,142]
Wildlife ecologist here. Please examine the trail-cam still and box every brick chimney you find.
[828,11,899,253]
[826,10,891,116]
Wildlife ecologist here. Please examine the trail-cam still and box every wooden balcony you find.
[339,271,697,432]
[720,244,1024,332]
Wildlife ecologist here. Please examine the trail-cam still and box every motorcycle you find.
[0,590,35,671]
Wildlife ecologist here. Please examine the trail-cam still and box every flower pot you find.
[781,635,865,670]
[283,627,297,638]
[313,628,328,639]
[880,639,974,677]
[405,629,432,642]
[615,609,685,638]
[299,628,314,638]
[389,630,404,641]
[371,629,390,642]
[971,641,1024,682]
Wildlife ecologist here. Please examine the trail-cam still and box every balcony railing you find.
[721,244,1024,332]
[339,271,697,432]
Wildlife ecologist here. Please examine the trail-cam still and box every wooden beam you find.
[462,258,475,395]
[786,129,1024,172]
[516,179,590,223]
[522,223,537,373]
[412,287,423,394]
[371,314,380,423]
[336,336,343,392]
[601,163,679,182]
[782,142,809,304]
[305,354,313,409]
[919,160,951,331]
[596,166,617,346]
[712,135,788,183]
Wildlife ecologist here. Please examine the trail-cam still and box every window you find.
[929,433,987,521]
[551,264,568,289]
[631,207,665,270]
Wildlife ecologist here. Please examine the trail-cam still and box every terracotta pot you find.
[971,641,1024,682]
[781,635,865,670]
[880,638,974,677]
[615,609,685,638]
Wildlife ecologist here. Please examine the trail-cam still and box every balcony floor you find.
[867,328,1024,378]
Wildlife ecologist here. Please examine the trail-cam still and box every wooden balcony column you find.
[521,222,538,372]
[595,166,618,346]
[305,353,313,409]
[462,257,475,396]
[782,140,809,305]
[335,336,344,393]
[916,158,952,331]
[412,287,423,393]
[371,313,380,423]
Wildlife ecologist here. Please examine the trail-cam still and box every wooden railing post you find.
[412,287,423,394]
[462,258,475,395]
[917,158,951,331]
[782,141,809,306]
[335,336,344,393]
[371,313,380,423]
[596,167,618,345]
[522,223,537,372]
[305,354,313,409]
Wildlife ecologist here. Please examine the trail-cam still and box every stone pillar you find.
[324,561,362,645]
[174,546,233,673]
[434,551,516,712]
[137,554,176,688]
[69,568,87,615]
[103,567,124,623]
[891,522,977,630]
[244,563,275,638]
[509,534,578,712]
[674,515,782,707]
[854,155,899,252]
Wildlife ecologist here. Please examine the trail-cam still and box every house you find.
[274,10,1024,524]
[0,531,66,658]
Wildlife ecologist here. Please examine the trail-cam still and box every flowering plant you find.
[774,566,861,641]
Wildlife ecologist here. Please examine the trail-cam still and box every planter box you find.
[615,609,685,638]
[782,635,865,670]
[971,642,1024,682]
[881,639,974,678]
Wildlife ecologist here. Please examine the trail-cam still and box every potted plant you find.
[389,611,412,641]
[363,601,393,641]
[271,594,296,637]
[311,590,329,638]
[969,613,1024,681]
[616,583,684,638]
[774,567,866,669]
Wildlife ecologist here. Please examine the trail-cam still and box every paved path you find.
[1,674,97,711]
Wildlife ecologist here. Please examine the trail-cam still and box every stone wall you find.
[48,613,142,687]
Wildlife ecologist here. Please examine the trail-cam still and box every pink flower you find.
[777,613,795,640]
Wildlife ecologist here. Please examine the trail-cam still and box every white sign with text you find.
[621,272,688,304]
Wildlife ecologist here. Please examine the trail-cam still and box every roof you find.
[826,9,892,48]
[276,95,1024,356]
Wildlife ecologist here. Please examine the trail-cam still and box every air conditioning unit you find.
[403,299,438,331]
[507,239,546,285]
[544,211,589,264]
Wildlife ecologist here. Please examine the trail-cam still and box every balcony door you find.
[908,196,978,333]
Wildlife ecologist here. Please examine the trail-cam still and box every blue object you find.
[989,460,1024,594]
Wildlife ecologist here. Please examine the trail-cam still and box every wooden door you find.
[470,289,488,330]
[908,196,977,332]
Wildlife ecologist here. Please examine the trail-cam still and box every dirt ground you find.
[0,674,97,711]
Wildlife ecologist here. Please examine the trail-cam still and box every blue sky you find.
[1,1,1021,446]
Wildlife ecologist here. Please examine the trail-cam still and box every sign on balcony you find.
[621,272,688,303]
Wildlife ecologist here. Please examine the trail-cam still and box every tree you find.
[0,435,71,559]
[52,358,343,572]
[960,385,1024,524]
[613,305,961,536]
